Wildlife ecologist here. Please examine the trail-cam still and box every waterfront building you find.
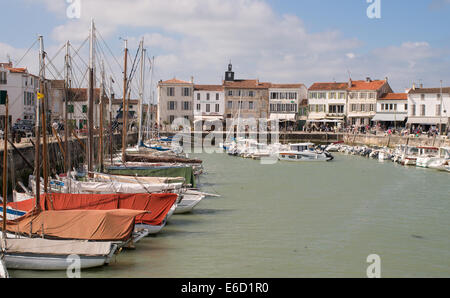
[223,63,271,122]
[157,78,194,130]
[347,77,393,127]
[372,92,408,129]
[64,88,101,131]
[307,82,348,127]
[407,84,450,133]
[193,84,225,129]
[269,83,307,129]
[0,62,38,127]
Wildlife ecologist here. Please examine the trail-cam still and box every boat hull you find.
[4,253,111,271]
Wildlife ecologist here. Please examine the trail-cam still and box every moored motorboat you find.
[416,146,440,168]
[278,143,333,162]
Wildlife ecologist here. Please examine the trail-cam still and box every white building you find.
[407,85,450,133]
[307,82,348,127]
[372,93,408,128]
[193,85,225,128]
[269,84,307,126]
[0,62,38,128]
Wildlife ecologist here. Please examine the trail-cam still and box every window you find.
[309,92,317,99]
[420,94,425,100]
[215,104,220,113]
[0,72,7,84]
[182,101,191,111]
[360,92,367,99]
[167,87,175,97]
[169,115,175,124]
[82,105,87,113]
[68,105,74,113]
[370,104,375,112]
[228,90,233,96]
[318,92,326,99]
[329,92,336,99]
[420,104,426,116]
[338,92,346,99]
[196,104,201,111]
[168,101,177,110]
[227,101,233,109]
[405,104,408,111]
[436,104,441,116]
[369,93,376,99]
[197,93,200,100]
[249,91,254,97]
[411,104,416,116]
[206,104,210,113]
[182,87,191,97]
[216,93,219,100]
[206,93,210,101]
[249,101,254,110]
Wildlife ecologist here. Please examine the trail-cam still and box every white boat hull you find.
[4,253,112,271]
[174,194,205,214]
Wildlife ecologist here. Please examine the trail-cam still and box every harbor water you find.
[9,151,450,278]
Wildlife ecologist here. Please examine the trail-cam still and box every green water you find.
[8,152,450,278]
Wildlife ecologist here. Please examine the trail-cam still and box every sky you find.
[1,0,450,102]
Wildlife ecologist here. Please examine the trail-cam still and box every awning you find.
[372,114,407,122]
[194,116,224,123]
[407,117,448,125]
[269,113,297,121]
[307,119,344,123]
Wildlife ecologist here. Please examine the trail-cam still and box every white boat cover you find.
[5,238,113,256]
[69,180,183,194]
[94,173,185,184]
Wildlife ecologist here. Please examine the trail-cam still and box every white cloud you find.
[8,0,450,92]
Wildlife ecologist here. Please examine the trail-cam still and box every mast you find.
[138,38,145,147]
[121,39,128,164]
[2,92,8,237]
[109,76,114,166]
[40,36,49,194]
[87,19,95,176]
[64,41,71,174]
[99,60,105,172]
[34,35,44,210]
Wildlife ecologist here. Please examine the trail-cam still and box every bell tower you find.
[225,61,234,82]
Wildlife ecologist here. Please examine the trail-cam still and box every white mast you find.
[138,38,145,147]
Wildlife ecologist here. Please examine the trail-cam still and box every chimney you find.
[366,77,371,82]
[412,83,416,90]
[385,77,388,82]
[420,84,423,88]
[190,76,194,84]
[348,78,352,88]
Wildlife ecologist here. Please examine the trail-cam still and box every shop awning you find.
[194,116,224,123]
[372,113,407,122]
[269,113,297,121]
[307,119,343,123]
[407,117,448,125]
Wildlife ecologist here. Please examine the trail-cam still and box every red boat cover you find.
[4,209,146,241]
[9,193,178,226]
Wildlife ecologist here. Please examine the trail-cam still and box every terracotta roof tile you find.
[160,78,192,84]
[308,82,348,91]
[194,85,224,91]
[270,83,305,89]
[348,80,387,91]
[223,79,271,89]
[379,93,407,100]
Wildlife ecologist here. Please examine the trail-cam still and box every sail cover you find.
[4,209,146,241]
[8,193,178,226]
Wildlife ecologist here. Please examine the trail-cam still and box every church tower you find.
[225,61,234,82]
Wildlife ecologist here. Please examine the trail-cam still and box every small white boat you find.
[427,147,450,170]
[278,143,334,162]
[416,146,440,168]
[174,193,205,214]
[3,237,118,271]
